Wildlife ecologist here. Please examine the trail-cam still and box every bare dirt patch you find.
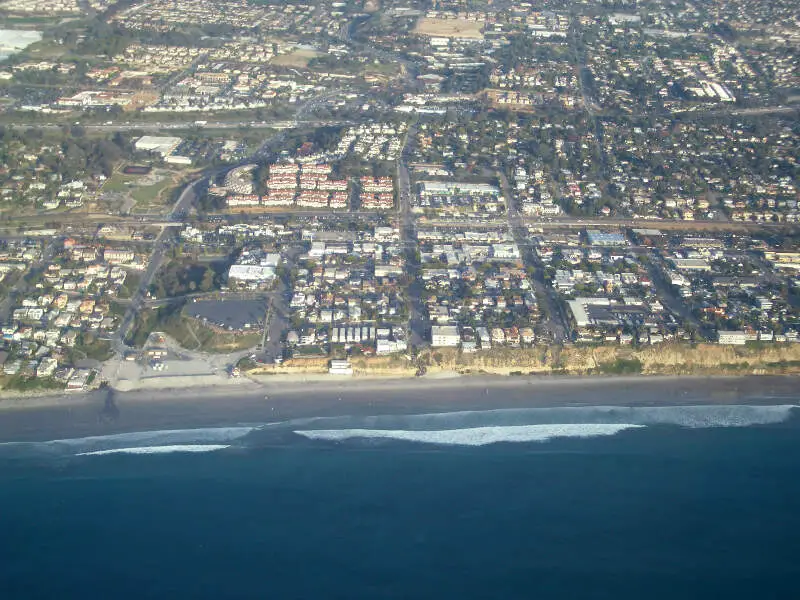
[414,17,484,40]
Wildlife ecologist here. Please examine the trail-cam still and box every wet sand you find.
[0,374,797,443]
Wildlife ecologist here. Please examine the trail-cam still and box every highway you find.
[21,119,350,134]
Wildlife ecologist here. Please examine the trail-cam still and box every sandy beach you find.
[0,374,797,443]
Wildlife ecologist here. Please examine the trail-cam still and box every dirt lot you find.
[414,17,484,40]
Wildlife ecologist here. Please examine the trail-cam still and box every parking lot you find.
[188,298,267,331]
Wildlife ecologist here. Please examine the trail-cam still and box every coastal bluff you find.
[249,342,800,378]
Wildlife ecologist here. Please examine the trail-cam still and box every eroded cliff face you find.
[247,343,800,378]
[628,343,800,375]
[418,343,800,376]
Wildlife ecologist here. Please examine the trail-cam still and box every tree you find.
[200,267,215,293]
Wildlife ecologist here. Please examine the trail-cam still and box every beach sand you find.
[0,374,797,443]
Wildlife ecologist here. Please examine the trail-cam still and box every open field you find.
[104,168,180,211]
[131,178,174,206]
[270,48,321,68]
[129,306,261,354]
[166,315,261,353]
[414,17,484,40]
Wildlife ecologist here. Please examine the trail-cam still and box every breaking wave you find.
[295,423,644,446]
[355,404,799,430]
[76,445,231,456]
[0,426,257,459]
[0,404,796,457]
[291,404,798,447]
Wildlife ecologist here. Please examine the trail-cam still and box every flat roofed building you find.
[418,181,500,197]
[227,264,276,282]
[671,258,711,271]
[586,230,627,247]
[431,325,460,347]
[329,359,353,376]
[717,330,747,345]
[134,136,182,157]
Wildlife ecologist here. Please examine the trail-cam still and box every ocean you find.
[1,403,799,599]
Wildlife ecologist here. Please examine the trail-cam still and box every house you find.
[36,356,57,378]
[477,327,491,348]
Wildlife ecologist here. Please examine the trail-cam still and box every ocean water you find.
[1,404,800,599]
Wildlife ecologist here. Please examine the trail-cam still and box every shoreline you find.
[0,373,798,443]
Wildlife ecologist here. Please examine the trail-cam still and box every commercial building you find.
[418,181,500,197]
[227,264,276,282]
[586,230,627,247]
[134,136,182,157]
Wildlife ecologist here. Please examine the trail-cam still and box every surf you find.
[76,444,231,456]
[290,404,799,447]
[294,423,645,446]
[0,426,258,458]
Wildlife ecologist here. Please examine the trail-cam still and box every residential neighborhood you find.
[0,0,797,389]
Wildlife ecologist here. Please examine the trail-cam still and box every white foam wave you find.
[0,426,257,457]
[295,423,644,446]
[49,426,257,448]
[372,404,799,430]
[76,444,230,456]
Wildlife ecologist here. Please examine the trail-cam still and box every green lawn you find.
[117,272,142,299]
[131,178,175,207]
[104,173,136,193]
[105,171,176,209]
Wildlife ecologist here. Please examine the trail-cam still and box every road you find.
[24,119,349,134]
[113,177,204,350]
[500,170,569,343]
[396,121,428,349]
[0,239,58,323]
[521,216,796,232]
[644,256,708,341]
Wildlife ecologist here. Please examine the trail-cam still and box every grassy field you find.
[104,170,178,211]
[104,173,137,193]
[166,315,261,353]
[129,306,260,353]
[131,178,174,206]
[270,48,321,68]
[117,271,142,299]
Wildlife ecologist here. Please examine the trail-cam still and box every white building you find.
[418,181,500,197]
[134,136,182,157]
[227,264,276,282]
[329,359,353,376]
[431,325,460,347]
[717,330,747,345]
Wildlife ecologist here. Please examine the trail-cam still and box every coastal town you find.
[0,0,798,392]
